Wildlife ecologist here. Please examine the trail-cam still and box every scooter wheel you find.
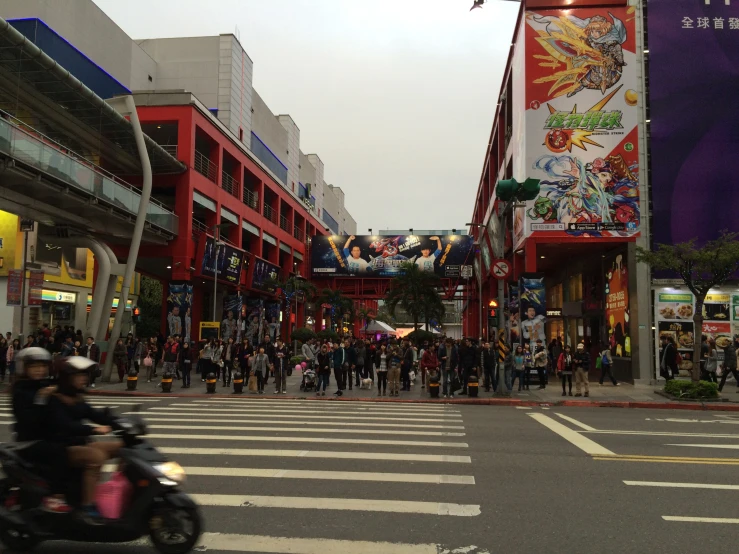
[0,525,40,552]
[149,503,202,554]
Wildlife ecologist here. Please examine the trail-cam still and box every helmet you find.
[15,347,51,377]
[54,356,97,394]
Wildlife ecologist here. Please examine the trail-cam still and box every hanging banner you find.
[265,301,281,340]
[249,258,280,293]
[6,269,21,306]
[28,270,44,306]
[166,281,193,342]
[197,236,244,284]
[604,253,630,357]
[222,295,242,342]
[520,274,546,347]
[244,298,264,345]
[508,283,520,346]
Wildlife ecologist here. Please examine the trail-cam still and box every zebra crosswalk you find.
[0,394,487,553]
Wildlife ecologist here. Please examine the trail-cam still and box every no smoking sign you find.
[492,259,510,280]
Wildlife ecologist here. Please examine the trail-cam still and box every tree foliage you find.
[385,262,443,331]
[318,288,355,333]
[636,231,739,381]
[137,276,162,339]
[357,306,375,332]
[291,327,316,343]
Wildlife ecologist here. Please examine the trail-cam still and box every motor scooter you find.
[0,412,202,553]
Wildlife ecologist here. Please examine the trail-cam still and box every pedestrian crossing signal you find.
[133,306,141,323]
[488,299,498,318]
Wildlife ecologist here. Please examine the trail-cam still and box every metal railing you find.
[293,225,304,242]
[263,203,277,224]
[221,170,239,197]
[280,215,290,233]
[161,144,178,157]
[243,187,258,211]
[0,113,178,234]
[194,150,218,183]
[191,218,207,240]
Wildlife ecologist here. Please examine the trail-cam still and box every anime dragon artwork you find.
[530,12,627,98]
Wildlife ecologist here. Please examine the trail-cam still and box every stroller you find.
[300,364,316,392]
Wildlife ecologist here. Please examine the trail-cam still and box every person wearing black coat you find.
[315,344,332,396]
[659,336,677,381]
[477,341,496,392]
[179,341,195,388]
[573,343,591,397]
[400,340,414,392]
[457,338,477,395]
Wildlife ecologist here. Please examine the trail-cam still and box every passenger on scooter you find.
[48,356,123,521]
[11,347,71,513]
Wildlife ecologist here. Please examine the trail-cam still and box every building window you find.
[322,210,339,234]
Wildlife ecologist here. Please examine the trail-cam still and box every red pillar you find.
[525,240,538,273]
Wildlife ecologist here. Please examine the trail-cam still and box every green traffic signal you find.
[520,178,541,201]
[496,178,520,202]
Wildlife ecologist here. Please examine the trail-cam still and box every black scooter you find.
[0,413,202,553]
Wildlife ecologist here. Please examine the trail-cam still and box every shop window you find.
[547,283,563,309]
[567,274,583,302]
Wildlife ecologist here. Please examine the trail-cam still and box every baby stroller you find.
[300,365,316,392]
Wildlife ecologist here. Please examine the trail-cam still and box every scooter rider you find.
[47,357,123,521]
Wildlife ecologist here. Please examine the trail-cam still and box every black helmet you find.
[15,347,51,376]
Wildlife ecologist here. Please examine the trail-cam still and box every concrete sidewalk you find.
[88,371,739,410]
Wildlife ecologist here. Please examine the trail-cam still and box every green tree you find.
[318,288,355,334]
[385,262,442,332]
[374,306,397,327]
[636,231,739,382]
[420,293,446,332]
[137,276,162,339]
[357,306,375,334]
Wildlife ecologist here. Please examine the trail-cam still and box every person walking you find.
[659,336,677,382]
[717,339,739,393]
[113,339,128,383]
[512,346,525,391]
[221,337,236,387]
[133,338,146,375]
[355,340,367,386]
[533,339,548,390]
[211,340,224,383]
[162,336,180,378]
[249,346,270,394]
[438,339,458,398]
[387,346,402,397]
[6,338,19,384]
[301,338,317,370]
[701,338,718,383]
[557,344,573,396]
[523,343,534,391]
[179,341,194,388]
[273,338,289,394]
[79,337,100,388]
[375,344,389,396]
[573,343,591,397]
[333,341,348,395]
[401,340,414,392]
[315,344,331,396]
[457,338,476,395]
[420,344,439,390]
[598,346,619,386]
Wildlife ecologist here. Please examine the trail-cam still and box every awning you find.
[0,17,185,175]
[364,320,397,335]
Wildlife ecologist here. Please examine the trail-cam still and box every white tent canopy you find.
[363,320,397,335]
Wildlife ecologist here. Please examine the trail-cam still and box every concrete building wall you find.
[137,36,220,109]
[278,115,300,194]
[217,35,253,143]
[251,91,288,172]
[306,154,325,219]
[299,151,315,186]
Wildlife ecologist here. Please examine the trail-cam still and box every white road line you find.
[189,493,481,516]
[625,481,739,491]
[555,413,596,431]
[666,444,739,450]
[528,413,615,456]
[515,407,531,410]
[662,516,739,524]
[189,400,456,410]
[177,466,474,485]
[147,407,462,418]
[131,532,440,554]
[148,433,468,448]
[584,430,739,439]
[137,417,463,430]
[147,424,464,437]
[124,411,459,424]
[157,446,471,463]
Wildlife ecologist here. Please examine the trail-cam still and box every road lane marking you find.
[157,447,472,463]
[147,424,464,437]
[148,433,469,448]
[583,430,739,439]
[135,417,463,430]
[594,455,739,466]
[555,413,596,431]
[128,532,440,553]
[666,443,739,450]
[125,411,461,424]
[174,466,475,484]
[152,406,462,418]
[190,400,457,411]
[625,481,739,491]
[189,493,481,516]
[662,516,739,524]
[528,413,615,456]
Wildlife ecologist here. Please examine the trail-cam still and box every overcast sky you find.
[94,0,520,233]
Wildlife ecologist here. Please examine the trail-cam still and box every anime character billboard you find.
[167,282,193,343]
[521,7,640,242]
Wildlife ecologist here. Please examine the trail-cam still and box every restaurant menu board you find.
[654,290,739,371]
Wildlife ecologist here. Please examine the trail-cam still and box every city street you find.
[1,395,738,553]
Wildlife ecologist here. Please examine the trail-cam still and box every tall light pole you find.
[209,222,229,325]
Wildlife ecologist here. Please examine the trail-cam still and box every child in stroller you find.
[300,362,316,392]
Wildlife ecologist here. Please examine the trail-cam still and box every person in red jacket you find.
[419,344,439,388]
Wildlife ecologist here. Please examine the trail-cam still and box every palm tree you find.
[421,293,446,332]
[357,306,376,334]
[385,262,441,332]
[318,288,354,334]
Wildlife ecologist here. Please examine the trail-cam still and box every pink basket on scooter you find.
[96,471,133,519]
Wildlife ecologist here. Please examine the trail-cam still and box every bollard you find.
[161,370,174,393]
[126,369,138,391]
[206,372,217,394]
[468,375,479,398]
[232,372,244,394]
[427,369,440,398]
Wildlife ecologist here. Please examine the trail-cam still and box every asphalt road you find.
[0,395,738,553]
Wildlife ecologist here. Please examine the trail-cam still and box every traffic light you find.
[133,306,141,324]
[520,178,541,201]
[488,299,499,318]
[496,178,520,202]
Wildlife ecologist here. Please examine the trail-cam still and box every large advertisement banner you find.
[604,253,630,357]
[520,274,546,347]
[222,295,242,342]
[648,1,739,245]
[199,236,244,285]
[520,8,640,246]
[311,235,474,278]
[250,258,280,293]
[166,282,193,343]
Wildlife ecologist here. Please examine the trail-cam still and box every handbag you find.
[247,375,257,392]
[451,373,462,393]
[143,354,152,367]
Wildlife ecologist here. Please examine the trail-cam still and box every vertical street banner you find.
[244,299,264,345]
[166,282,193,342]
[519,274,546,347]
[508,283,520,346]
[604,253,630,357]
[520,7,640,245]
[648,1,739,245]
[6,269,21,306]
[28,270,44,306]
[222,295,243,342]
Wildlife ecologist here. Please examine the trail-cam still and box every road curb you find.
[86,390,739,410]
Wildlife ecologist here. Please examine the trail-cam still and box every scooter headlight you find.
[154,462,186,484]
